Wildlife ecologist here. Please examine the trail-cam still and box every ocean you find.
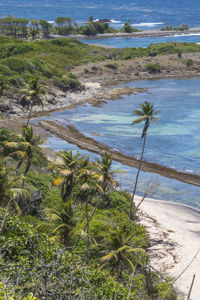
[0,0,200,30]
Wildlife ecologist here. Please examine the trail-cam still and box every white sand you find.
[135,196,200,300]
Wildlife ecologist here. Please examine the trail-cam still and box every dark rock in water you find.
[97,19,111,23]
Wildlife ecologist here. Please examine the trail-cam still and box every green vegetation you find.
[0,15,140,38]
[0,121,176,299]
[0,35,199,97]
[161,24,189,31]
[144,63,161,73]
[185,58,195,66]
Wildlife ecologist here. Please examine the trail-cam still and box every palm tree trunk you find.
[85,198,89,264]
[16,158,23,175]
[26,103,33,127]
[73,196,101,249]
[22,157,32,188]
[129,132,147,221]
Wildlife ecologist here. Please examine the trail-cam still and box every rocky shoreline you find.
[1,52,200,119]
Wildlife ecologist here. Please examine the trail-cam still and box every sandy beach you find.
[135,197,200,300]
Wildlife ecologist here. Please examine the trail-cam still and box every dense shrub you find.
[144,63,161,73]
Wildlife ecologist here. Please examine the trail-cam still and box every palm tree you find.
[0,159,30,232]
[96,153,123,207]
[52,150,88,203]
[4,126,45,185]
[100,225,146,278]
[20,77,45,127]
[44,200,74,246]
[76,168,103,263]
[0,75,7,98]
[129,101,159,220]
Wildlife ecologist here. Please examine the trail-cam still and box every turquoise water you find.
[79,34,200,48]
[37,77,200,208]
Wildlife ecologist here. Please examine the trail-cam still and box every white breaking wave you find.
[110,20,122,24]
[173,33,200,37]
[133,22,164,27]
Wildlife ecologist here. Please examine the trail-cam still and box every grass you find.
[0,36,200,93]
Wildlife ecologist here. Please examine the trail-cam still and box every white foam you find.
[173,33,200,37]
[110,19,122,24]
[47,20,54,24]
[133,22,164,27]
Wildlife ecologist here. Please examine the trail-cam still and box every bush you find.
[105,63,118,69]
[8,75,24,87]
[144,63,161,73]
[52,75,80,91]
[185,58,194,66]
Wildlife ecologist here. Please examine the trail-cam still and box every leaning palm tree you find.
[129,101,159,220]
[100,225,146,278]
[20,77,45,127]
[4,126,45,185]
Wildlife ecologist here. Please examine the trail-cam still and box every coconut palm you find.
[20,77,45,127]
[44,200,74,246]
[0,159,30,232]
[52,150,88,203]
[100,225,146,278]
[96,153,123,207]
[76,168,103,263]
[4,126,45,185]
[129,101,159,220]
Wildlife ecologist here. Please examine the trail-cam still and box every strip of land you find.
[68,27,200,40]
[39,120,200,187]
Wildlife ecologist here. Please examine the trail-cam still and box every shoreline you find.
[135,196,200,300]
[52,27,200,40]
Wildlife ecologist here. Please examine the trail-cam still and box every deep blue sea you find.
[0,0,200,30]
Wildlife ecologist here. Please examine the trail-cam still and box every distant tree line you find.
[0,15,140,38]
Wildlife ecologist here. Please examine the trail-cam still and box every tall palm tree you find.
[4,126,45,185]
[100,225,146,278]
[20,77,45,127]
[76,168,103,263]
[52,150,88,203]
[129,101,159,220]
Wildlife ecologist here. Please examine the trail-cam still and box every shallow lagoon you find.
[39,78,200,208]
[79,34,200,48]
